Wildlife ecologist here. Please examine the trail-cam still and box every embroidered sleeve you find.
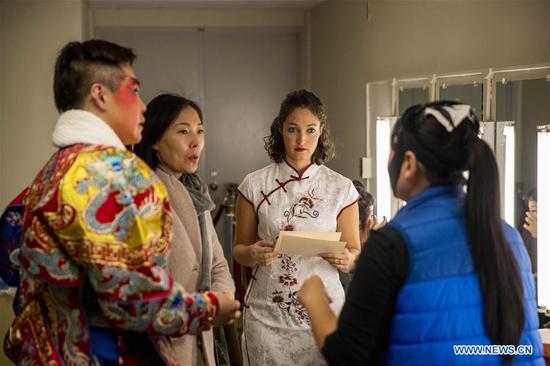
[338,178,360,216]
[0,188,27,288]
[50,147,215,335]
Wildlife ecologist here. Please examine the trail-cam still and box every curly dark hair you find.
[264,90,335,165]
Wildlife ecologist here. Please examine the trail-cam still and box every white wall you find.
[91,7,305,28]
[0,0,84,209]
[0,1,84,363]
[310,0,550,182]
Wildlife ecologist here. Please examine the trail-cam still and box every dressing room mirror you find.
[439,83,483,117]
[398,86,430,115]
[496,77,550,228]
[537,125,550,309]
[495,76,550,307]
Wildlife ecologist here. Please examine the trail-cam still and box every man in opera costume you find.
[1,39,240,366]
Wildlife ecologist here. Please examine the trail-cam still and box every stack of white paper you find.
[273,231,346,256]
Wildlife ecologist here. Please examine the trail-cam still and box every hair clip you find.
[425,104,473,133]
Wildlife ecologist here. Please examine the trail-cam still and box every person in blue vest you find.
[298,101,543,365]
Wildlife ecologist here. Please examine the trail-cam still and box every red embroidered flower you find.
[283,224,294,231]
[279,274,297,287]
[280,255,297,273]
[272,290,284,303]
[299,197,314,209]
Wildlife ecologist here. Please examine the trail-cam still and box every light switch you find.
[361,157,373,179]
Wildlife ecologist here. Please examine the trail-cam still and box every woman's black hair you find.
[134,93,203,169]
[353,180,375,230]
[264,90,335,165]
[394,101,525,362]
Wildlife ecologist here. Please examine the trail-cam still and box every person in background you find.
[3,39,240,366]
[134,93,235,366]
[339,180,377,289]
[234,90,360,365]
[298,101,542,365]
[353,180,376,246]
[522,189,537,276]
[524,190,538,239]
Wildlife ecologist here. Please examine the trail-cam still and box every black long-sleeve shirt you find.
[322,225,410,365]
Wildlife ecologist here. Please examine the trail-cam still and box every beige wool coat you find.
[157,168,235,366]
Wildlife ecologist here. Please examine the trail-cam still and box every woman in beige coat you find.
[135,94,235,365]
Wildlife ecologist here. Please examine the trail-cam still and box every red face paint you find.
[115,78,140,106]
[111,73,146,145]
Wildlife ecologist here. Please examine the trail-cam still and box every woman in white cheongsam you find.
[233,90,361,366]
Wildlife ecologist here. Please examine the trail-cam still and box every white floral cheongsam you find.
[238,161,359,366]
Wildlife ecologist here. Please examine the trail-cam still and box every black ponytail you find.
[465,136,524,359]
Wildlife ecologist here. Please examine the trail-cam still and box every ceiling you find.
[86,0,328,9]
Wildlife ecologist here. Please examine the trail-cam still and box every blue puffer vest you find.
[382,185,543,365]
